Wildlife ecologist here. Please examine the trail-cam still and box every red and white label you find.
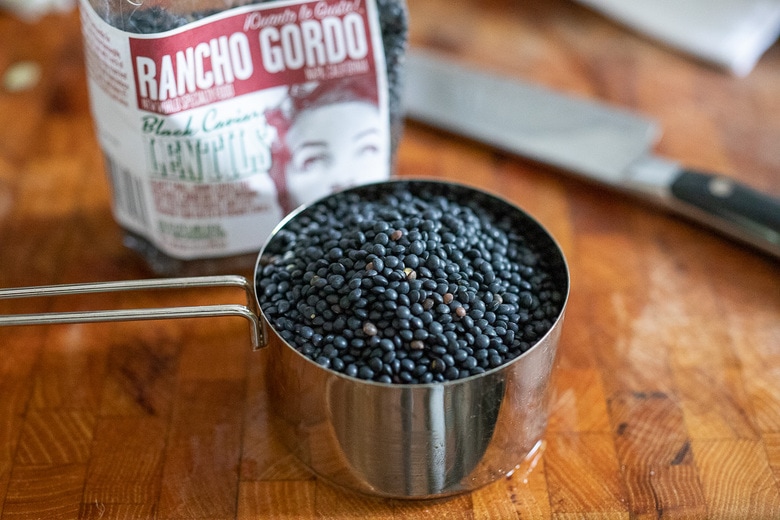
[80,0,390,259]
[129,1,378,115]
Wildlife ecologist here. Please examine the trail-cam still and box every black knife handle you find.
[669,170,780,254]
[670,170,780,228]
[670,170,780,257]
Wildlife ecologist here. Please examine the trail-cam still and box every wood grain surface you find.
[1,0,779,518]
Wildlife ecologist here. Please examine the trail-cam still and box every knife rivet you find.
[708,177,734,198]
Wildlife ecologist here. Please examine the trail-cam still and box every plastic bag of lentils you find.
[78,0,408,275]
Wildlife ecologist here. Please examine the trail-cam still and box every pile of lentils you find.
[257,182,566,384]
[97,1,408,151]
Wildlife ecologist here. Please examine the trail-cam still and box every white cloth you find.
[574,0,780,76]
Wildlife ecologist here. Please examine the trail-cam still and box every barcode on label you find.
[104,154,149,227]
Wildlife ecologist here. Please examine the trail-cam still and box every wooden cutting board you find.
[0,0,778,518]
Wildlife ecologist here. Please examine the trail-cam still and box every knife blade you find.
[402,49,780,259]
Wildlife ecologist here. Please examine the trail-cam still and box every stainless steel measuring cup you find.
[0,179,569,499]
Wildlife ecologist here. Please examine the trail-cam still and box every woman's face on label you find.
[285,100,387,205]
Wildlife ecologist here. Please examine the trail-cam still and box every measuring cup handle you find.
[0,275,267,349]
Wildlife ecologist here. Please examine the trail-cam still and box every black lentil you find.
[258,182,566,384]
